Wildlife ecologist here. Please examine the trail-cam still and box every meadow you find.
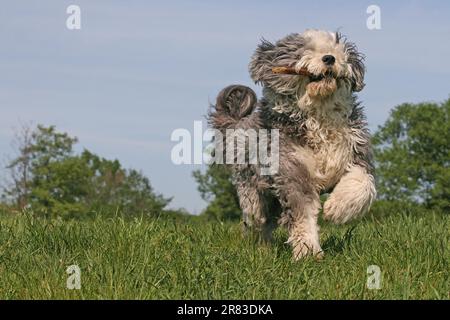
[0,205,448,300]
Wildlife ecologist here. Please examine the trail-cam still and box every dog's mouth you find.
[306,69,338,98]
[271,66,345,97]
[309,70,335,83]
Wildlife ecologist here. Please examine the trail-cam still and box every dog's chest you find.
[302,118,354,190]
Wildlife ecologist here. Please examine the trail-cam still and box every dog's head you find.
[249,30,365,100]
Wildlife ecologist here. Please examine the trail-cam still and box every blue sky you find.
[1,0,449,213]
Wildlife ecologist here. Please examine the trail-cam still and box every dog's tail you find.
[208,85,258,130]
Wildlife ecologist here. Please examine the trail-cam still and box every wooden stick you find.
[272,66,312,77]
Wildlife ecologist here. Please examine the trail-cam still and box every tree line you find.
[1,124,177,218]
[1,98,448,218]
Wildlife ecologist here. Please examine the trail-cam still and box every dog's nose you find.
[322,55,336,66]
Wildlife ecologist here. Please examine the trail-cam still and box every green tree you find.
[80,150,171,216]
[25,126,81,215]
[193,164,242,221]
[373,98,450,212]
[4,124,77,211]
[4,124,171,217]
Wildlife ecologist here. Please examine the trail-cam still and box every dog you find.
[208,30,376,260]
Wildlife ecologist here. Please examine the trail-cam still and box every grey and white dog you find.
[209,30,376,260]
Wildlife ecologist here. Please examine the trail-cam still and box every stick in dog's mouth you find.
[272,66,310,76]
[272,66,334,82]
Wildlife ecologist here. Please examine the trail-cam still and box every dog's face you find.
[249,30,365,100]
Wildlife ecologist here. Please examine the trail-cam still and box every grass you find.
[0,207,448,299]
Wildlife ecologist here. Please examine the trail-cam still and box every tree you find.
[193,164,242,221]
[3,123,34,209]
[80,150,171,216]
[3,124,171,217]
[26,125,79,214]
[373,98,450,212]
[3,124,77,210]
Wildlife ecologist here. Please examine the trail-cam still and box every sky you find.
[1,0,449,213]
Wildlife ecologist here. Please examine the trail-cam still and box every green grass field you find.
[0,206,448,300]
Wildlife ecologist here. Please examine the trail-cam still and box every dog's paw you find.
[288,236,324,261]
[323,194,349,224]
[323,167,376,224]
[292,243,324,261]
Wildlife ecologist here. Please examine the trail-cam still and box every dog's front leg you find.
[286,194,323,260]
[277,162,323,260]
[323,166,376,224]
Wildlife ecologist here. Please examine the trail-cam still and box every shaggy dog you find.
[209,30,376,260]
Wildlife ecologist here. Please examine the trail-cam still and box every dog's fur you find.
[209,30,376,260]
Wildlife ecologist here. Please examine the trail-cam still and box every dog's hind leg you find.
[237,182,279,243]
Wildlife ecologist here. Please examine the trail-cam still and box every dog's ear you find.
[249,38,277,85]
[249,35,305,90]
[345,42,366,92]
